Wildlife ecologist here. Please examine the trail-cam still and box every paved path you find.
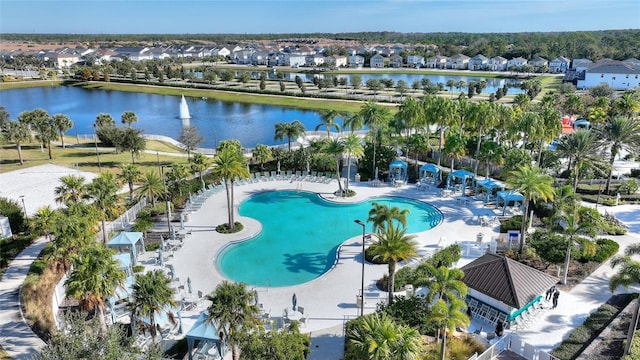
[0,236,48,359]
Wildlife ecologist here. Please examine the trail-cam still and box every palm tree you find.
[121,111,138,128]
[506,164,555,253]
[553,207,595,285]
[274,120,306,151]
[3,121,31,165]
[610,244,640,292]
[367,202,410,234]
[343,112,364,133]
[369,225,418,304]
[30,205,57,240]
[426,96,454,167]
[118,164,142,200]
[423,265,468,305]
[19,109,57,160]
[65,243,126,336]
[442,133,466,172]
[94,113,115,128]
[395,97,423,160]
[347,312,422,360]
[205,281,261,360]
[556,129,603,191]
[136,171,165,207]
[359,101,392,178]
[190,153,210,190]
[127,270,176,342]
[51,114,73,149]
[613,92,640,119]
[596,117,640,193]
[323,138,346,194]
[315,109,341,138]
[54,174,87,206]
[86,172,121,243]
[342,133,364,192]
[430,298,471,360]
[212,147,249,230]
[468,101,497,175]
[251,144,272,171]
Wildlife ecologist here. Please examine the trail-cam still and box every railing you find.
[96,198,147,242]
[468,334,559,360]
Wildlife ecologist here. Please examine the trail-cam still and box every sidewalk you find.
[0,236,48,359]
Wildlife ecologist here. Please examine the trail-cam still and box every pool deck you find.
[143,177,502,358]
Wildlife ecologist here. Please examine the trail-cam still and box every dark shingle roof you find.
[461,253,558,309]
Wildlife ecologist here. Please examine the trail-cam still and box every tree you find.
[613,92,640,119]
[65,243,126,336]
[442,133,466,172]
[359,101,392,179]
[118,164,142,200]
[127,270,176,342]
[94,113,115,129]
[367,202,410,234]
[323,138,346,194]
[212,147,249,230]
[252,144,273,171]
[0,106,9,128]
[54,174,86,206]
[506,164,555,253]
[240,324,310,360]
[19,109,57,159]
[121,111,138,128]
[190,153,210,190]
[136,171,165,207]
[556,129,603,191]
[315,109,342,138]
[30,205,57,240]
[274,120,306,152]
[422,265,468,305]
[86,172,121,243]
[369,225,418,304]
[2,121,30,165]
[117,127,146,163]
[366,79,382,95]
[178,125,204,160]
[206,281,261,360]
[553,206,595,284]
[430,298,470,360]
[343,112,364,133]
[51,114,73,149]
[596,117,640,193]
[347,312,422,360]
[342,133,364,192]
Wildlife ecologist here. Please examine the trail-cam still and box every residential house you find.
[213,46,231,57]
[370,54,385,68]
[488,56,508,71]
[148,48,172,60]
[285,53,306,68]
[469,54,489,70]
[114,47,152,61]
[296,46,315,56]
[623,58,640,67]
[251,51,270,65]
[529,56,548,72]
[426,55,447,69]
[306,54,325,66]
[406,55,425,68]
[326,55,347,68]
[389,55,404,68]
[91,48,118,65]
[345,48,357,57]
[549,56,571,73]
[349,55,365,68]
[577,59,640,91]
[507,57,528,70]
[233,49,253,65]
[447,54,470,70]
[571,58,593,70]
[52,52,81,68]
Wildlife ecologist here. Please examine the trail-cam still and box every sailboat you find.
[179,95,191,120]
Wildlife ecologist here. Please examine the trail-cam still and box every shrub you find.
[377,295,437,335]
[216,222,244,233]
[619,179,639,195]
[500,215,523,233]
[0,196,27,233]
[577,238,619,263]
[425,244,462,268]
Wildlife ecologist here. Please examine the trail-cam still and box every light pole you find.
[354,219,366,316]
[19,195,27,218]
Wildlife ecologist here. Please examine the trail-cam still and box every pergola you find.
[475,179,506,203]
[107,232,145,265]
[496,190,525,216]
[419,163,441,185]
[389,160,408,181]
[446,169,475,195]
[187,312,224,360]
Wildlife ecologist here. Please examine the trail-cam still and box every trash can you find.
[356,294,363,309]
[477,232,484,242]
[355,173,361,183]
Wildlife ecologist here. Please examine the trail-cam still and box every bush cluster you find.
[576,238,620,263]
[380,245,462,290]
[500,215,523,233]
[0,196,27,233]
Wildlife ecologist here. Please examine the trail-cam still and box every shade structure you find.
[573,119,590,131]
[496,190,525,216]
[419,163,441,185]
[107,232,144,265]
[389,160,408,181]
[187,312,224,360]
[475,178,506,203]
[446,169,475,195]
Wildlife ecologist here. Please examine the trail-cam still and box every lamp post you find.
[19,195,27,218]
[354,219,366,316]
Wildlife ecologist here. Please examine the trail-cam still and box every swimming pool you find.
[217,191,443,287]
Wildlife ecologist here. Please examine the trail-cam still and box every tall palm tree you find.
[251,144,273,171]
[212,147,249,230]
[367,202,410,234]
[595,117,640,193]
[20,109,57,160]
[315,109,342,138]
[442,133,466,172]
[205,281,261,360]
[127,270,176,342]
[556,129,603,191]
[65,243,126,336]
[51,114,73,149]
[610,244,640,292]
[359,101,392,178]
[423,265,468,305]
[342,133,364,192]
[426,96,455,167]
[121,111,138,128]
[343,112,364,133]
[2,121,31,165]
[323,138,346,194]
[348,312,422,360]
[94,113,115,128]
[369,225,418,304]
[506,164,555,253]
[467,101,496,175]
[190,153,211,190]
[553,206,595,285]
[86,172,121,243]
[395,97,423,161]
[613,92,640,119]
[54,174,87,206]
[118,164,142,200]
[30,205,58,240]
[274,120,306,151]
[430,298,471,360]
[136,171,165,207]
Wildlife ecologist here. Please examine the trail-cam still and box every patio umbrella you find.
[187,277,192,294]
[277,161,281,173]
[374,167,379,180]
[292,293,297,311]
[157,250,164,267]
[160,235,166,252]
[180,213,185,230]
[306,160,310,174]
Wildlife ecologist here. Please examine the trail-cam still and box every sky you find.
[0,0,638,34]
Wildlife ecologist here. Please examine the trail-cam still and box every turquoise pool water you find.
[217,191,443,287]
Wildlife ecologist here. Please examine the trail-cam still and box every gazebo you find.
[389,160,408,182]
[475,179,506,203]
[446,169,475,195]
[107,232,145,265]
[419,163,441,185]
[496,190,525,216]
[186,312,225,360]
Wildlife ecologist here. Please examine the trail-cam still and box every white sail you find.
[179,95,191,119]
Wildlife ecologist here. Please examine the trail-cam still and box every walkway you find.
[0,236,48,359]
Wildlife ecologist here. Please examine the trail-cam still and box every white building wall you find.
[578,73,640,90]
[468,288,515,316]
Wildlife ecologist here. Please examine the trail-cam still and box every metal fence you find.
[96,198,147,241]
[468,334,559,360]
